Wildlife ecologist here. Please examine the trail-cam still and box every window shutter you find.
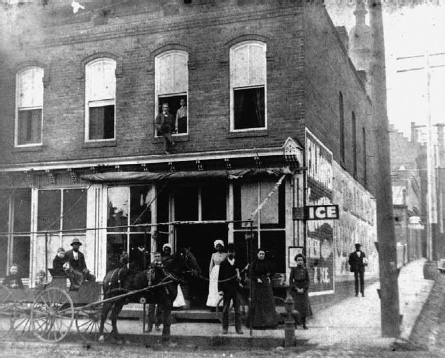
[18,68,43,108]
[156,52,188,95]
[88,60,116,102]
[231,43,266,88]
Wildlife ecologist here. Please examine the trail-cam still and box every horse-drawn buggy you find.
[0,248,200,344]
[0,272,111,343]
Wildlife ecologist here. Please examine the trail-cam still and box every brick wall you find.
[0,0,311,165]
[0,1,374,196]
[303,5,373,193]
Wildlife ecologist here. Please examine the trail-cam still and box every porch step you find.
[120,303,219,321]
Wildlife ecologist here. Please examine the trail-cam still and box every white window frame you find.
[15,67,44,147]
[154,51,189,136]
[85,58,116,142]
[230,41,267,132]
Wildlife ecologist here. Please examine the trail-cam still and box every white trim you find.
[84,58,116,142]
[229,41,267,132]
[154,51,189,136]
[15,67,44,147]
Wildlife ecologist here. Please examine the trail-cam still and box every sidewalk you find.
[107,258,434,350]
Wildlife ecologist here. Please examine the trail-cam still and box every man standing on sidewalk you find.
[349,243,367,297]
[218,244,244,335]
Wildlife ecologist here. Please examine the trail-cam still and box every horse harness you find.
[106,267,129,295]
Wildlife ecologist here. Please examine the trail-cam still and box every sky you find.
[326,1,445,139]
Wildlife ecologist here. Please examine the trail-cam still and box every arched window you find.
[352,111,357,177]
[363,127,367,184]
[155,51,188,135]
[230,41,267,131]
[339,92,345,162]
[85,58,116,141]
[16,67,43,146]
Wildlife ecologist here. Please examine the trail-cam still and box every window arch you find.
[85,58,116,141]
[155,51,189,135]
[230,41,267,131]
[16,67,44,146]
[339,92,345,162]
[352,111,357,177]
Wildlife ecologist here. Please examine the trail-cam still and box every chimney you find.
[336,26,349,51]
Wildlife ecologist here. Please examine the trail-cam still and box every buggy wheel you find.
[215,294,249,325]
[76,303,112,342]
[31,287,74,343]
[0,286,16,339]
[10,301,33,339]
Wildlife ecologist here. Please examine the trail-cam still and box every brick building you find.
[389,124,426,264]
[0,0,377,307]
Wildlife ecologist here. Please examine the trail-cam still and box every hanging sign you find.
[293,205,339,220]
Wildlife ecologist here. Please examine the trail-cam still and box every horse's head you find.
[178,247,201,277]
[119,252,129,266]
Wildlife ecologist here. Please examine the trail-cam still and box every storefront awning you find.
[80,167,293,183]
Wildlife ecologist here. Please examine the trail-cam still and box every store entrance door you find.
[175,223,228,309]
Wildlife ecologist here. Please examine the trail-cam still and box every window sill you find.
[227,129,269,139]
[13,145,43,152]
[153,134,189,143]
[83,140,117,148]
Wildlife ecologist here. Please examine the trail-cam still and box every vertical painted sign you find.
[306,130,335,295]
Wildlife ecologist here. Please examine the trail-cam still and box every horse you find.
[98,248,200,343]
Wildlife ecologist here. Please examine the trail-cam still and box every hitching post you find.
[284,292,299,347]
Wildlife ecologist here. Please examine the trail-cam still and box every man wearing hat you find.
[65,238,96,284]
[348,243,367,297]
[218,243,244,335]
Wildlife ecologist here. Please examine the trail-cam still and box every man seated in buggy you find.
[51,241,95,291]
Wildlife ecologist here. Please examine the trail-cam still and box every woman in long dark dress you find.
[289,253,312,329]
[249,249,278,329]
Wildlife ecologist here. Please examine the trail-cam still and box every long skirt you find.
[206,265,222,307]
[291,290,313,318]
[250,280,278,328]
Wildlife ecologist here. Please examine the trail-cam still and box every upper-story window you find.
[230,41,266,131]
[155,51,188,135]
[85,58,116,141]
[352,111,357,178]
[339,92,345,162]
[16,67,43,146]
[363,127,367,184]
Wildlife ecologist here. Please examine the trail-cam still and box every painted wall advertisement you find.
[305,130,335,295]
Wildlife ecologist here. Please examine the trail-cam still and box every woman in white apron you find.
[206,240,227,310]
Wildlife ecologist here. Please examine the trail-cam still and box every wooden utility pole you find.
[368,0,400,337]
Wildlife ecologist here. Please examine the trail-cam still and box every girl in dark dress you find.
[289,253,312,329]
[249,249,278,329]
[2,264,24,289]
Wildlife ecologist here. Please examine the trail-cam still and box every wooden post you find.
[368,0,401,337]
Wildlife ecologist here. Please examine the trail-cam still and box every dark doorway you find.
[176,223,228,309]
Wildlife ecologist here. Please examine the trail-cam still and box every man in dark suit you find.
[65,238,96,287]
[349,243,367,297]
[218,244,244,335]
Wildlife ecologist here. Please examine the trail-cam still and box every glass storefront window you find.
[0,189,31,279]
[106,186,152,271]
